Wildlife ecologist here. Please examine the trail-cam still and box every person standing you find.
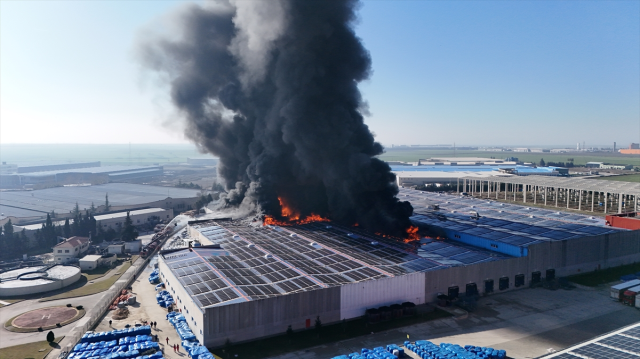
[166,337,169,345]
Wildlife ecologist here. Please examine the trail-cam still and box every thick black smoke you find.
[139,0,414,236]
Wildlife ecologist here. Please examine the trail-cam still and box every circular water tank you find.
[0,265,81,297]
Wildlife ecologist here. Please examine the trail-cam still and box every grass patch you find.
[40,261,132,302]
[82,266,114,281]
[210,309,452,359]
[568,262,640,287]
[593,174,640,183]
[0,336,63,359]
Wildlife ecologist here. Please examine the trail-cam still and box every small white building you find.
[124,240,142,253]
[107,243,125,255]
[79,255,103,271]
[53,236,90,264]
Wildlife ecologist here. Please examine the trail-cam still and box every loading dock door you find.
[448,286,459,299]
[515,274,525,287]
[466,283,478,297]
[531,271,541,284]
[484,279,494,293]
[499,277,509,290]
[546,269,556,281]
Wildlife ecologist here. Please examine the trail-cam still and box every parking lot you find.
[265,285,640,359]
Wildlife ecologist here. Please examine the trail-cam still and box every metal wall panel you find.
[340,272,425,319]
[203,286,340,347]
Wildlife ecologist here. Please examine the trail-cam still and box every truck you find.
[622,285,640,306]
[611,279,640,301]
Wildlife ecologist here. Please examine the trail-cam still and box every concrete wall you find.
[203,287,341,347]
[340,272,425,319]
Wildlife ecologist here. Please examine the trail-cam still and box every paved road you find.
[267,285,640,359]
[0,259,141,349]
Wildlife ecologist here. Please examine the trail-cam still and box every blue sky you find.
[1,0,638,147]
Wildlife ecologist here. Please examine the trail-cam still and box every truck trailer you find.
[611,279,640,301]
[622,285,640,306]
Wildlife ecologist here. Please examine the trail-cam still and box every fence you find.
[58,256,149,357]
[55,218,183,358]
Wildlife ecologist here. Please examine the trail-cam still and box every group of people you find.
[165,337,180,353]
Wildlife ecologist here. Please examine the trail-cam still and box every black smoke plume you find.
[139,0,414,237]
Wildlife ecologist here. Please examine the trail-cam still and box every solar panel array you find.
[401,189,622,250]
[165,219,507,309]
[543,324,640,358]
[399,188,622,227]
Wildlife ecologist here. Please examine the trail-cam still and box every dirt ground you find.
[94,262,189,359]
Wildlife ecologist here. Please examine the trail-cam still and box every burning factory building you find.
[157,187,640,347]
[142,0,640,348]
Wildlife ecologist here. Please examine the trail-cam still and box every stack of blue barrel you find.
[70,327,162,359]
[149,269,160,284]
[331,345,403,359]
[165,312,215,359]
[156,290,174,308]
[406,340,506,359]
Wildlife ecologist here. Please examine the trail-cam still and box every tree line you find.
[0,207,139,261]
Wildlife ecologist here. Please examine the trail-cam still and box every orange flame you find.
[406,225,420,241]
[263,197,330,226]
[374,225,421,243]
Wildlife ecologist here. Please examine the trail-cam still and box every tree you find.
[539,158,546,167]
[121,211,139,242]
[63,218,72,238]
[90,202,96,214]
[43,213,57,246]
[3,219,14,239]
[104,193,111,212]
[46,331,55,343]
[95,222,106,243]
[72,202,81,218]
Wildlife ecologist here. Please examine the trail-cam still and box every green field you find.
[379,148,640,167]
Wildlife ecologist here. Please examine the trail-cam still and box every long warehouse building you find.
[157,188,640,347]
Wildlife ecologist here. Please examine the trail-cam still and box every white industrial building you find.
[79,255,103,271]
[156,194,639,347]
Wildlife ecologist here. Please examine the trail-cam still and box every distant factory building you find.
[15,208,174,239]
[2,183,202,226]
[620,143,640,155]
[187,157,219,166]
[0,164,163,189]
[585,162,632,170]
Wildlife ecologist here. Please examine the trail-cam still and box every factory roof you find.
[395,171,513,180]
[541,321,640,358]
[16,165,162,177]
[162,220,507,309]
[401,189,623,256]
[0,183,201,219]
[460,175,640,195]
